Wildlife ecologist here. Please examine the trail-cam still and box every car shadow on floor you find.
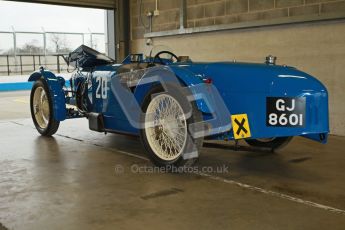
[200,141,319,182]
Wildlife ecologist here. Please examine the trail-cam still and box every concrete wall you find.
[130,0,345,136]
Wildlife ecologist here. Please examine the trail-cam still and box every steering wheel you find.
[153,51,179,64]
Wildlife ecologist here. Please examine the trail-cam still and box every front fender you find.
[28,70,66,121]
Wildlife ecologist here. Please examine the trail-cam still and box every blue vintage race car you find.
[28,45,329,167]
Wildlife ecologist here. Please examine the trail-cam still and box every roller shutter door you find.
[18,0,115,9]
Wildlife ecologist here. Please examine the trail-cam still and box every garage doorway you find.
[0,0,115,81]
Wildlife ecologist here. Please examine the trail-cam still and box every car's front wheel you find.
[140,86,203,167]
[245,137,292,150]
[30,79,60,136]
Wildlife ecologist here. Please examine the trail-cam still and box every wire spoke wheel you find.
[255,138,275,143]
[32,86,50,129]
[245,137,293,150]
[30,79,60,136]
[145,94,188,161]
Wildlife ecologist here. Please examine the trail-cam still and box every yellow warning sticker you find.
[231,114,251,139]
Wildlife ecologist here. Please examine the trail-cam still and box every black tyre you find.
[140,85,203,167]
[30,79,60,136]
[245,137,293,150]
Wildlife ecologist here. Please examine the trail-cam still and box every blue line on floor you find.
[0,82,33,91]
[0,81,70,92]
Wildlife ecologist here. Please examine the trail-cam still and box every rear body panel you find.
[175,62,329,142]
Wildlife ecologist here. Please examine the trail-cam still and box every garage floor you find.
[0,91,345,230]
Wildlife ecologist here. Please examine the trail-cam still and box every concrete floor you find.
[0,91,345,230]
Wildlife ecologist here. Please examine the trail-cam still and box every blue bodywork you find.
[28,54,329,143]
[179,62,329,143]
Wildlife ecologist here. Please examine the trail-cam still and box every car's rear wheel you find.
[140,86,203,167]
[245,137,292,150]
[30,79,60,136]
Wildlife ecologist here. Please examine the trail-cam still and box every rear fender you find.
[134,66,211,113]
[132,66,231,137]
[28,70,66,121]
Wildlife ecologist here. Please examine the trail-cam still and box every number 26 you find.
[95,76,108,99]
